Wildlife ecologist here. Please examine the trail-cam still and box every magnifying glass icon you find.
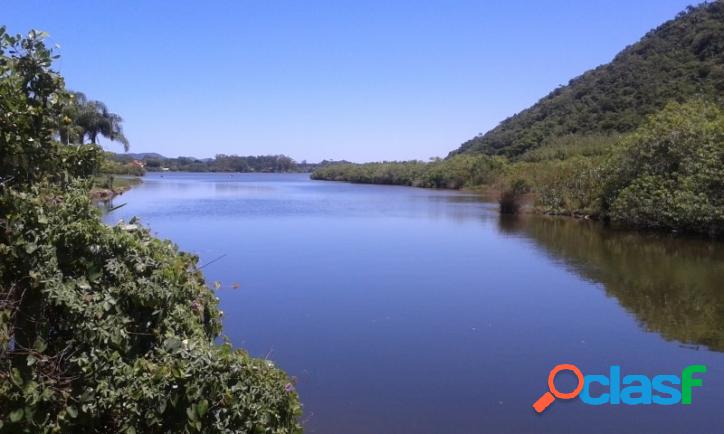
[532,363,584,413]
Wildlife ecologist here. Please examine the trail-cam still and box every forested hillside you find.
[312,3,724,237]
[451,1,724,157]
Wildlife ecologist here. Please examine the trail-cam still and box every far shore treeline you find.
[102,152,338,175]
[312,2,724,238]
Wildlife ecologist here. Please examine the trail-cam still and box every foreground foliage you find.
[1,27,301,433]
[1,186,301,433]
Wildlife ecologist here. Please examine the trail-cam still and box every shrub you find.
[603,100,724,236]
[0,184,301,433]
[498,178,530,214]
[1,28,301,433]
[99,158,146,176]
[525,156,607,217]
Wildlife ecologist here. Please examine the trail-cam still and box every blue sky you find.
[5,0,695,162]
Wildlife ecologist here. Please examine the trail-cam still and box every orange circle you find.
[547,364,584,399]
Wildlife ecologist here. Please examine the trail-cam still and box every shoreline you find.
[314,178,723,240]
[90,175,143,201]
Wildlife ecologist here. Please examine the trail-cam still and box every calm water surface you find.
[104,172,724,434]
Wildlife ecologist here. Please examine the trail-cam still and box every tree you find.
[68,91,130,151]
[0,28,71,184]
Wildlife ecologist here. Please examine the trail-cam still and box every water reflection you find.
[501,215,724,352]
[104,173,497,223]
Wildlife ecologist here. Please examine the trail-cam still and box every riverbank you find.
[90,175,143,201]
[311,101,723,238]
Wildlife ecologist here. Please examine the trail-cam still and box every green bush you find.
[311,160,427,185]
[603,100,724,236]
[99,158,146,176]
[1,27,301,433]
[0,28,69,185]
[518,156,606,217]
[0,185,301,433]
[498,178,530,214]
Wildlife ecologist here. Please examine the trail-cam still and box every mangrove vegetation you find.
[312,2,724,238]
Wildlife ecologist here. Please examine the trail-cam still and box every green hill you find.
[451,1,724,158]
[312,2,724,236]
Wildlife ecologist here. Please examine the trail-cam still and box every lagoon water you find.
[104,172,723,433]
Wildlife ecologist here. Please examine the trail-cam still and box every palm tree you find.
[62,91,130,151]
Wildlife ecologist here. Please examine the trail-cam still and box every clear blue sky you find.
[5,0,695,162]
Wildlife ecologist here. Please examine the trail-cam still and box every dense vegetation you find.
[100,152,146,176]
[602,100,722,233]
[312,3,724,237]
[313,100,724,236]
[106,153,326,173]
[311,154,506,189]
[0,27,301,433]
[451,1,724,157]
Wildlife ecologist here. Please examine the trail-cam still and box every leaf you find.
[197,399,208,418]
[67,406,78,418]
[163,337,181,352]
[87,267,102,282]
[9,409,23,422]
[10,368,22,386]
[33,337,47,352]
[186,406,197,421]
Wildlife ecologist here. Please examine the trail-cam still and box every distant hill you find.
[451,1,724,157]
